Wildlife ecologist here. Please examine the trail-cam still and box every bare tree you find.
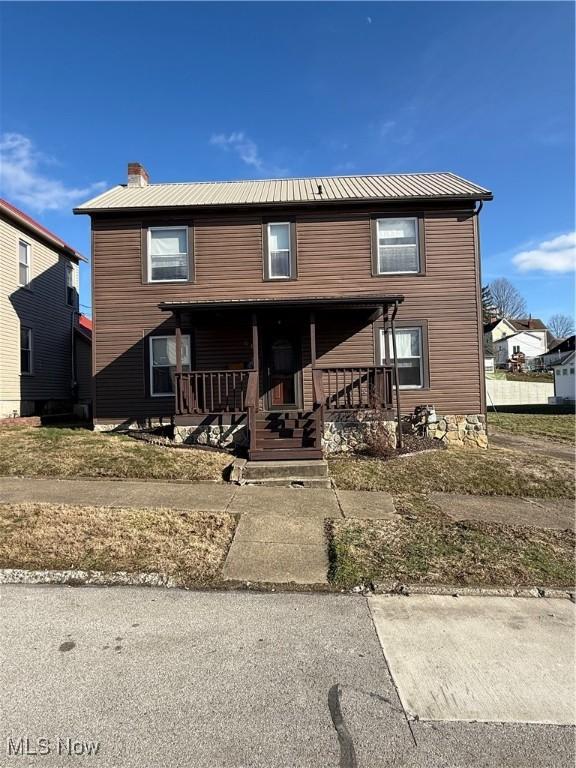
[489,278,527,319]
[548,313,575,339]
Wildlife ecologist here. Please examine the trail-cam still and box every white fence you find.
[486,379,554,406]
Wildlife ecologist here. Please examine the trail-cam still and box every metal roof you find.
[1,198,87,261]
[75,172,492,213]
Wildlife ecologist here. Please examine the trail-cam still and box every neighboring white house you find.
[537,334,575,370]
[551,351,575,402]
[0,198,87,417]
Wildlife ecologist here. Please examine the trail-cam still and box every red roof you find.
[0,198,86,262]
[78,314,93,332]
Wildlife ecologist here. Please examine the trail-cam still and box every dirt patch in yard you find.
[329,446,574,498]
[0,503,237,586]
[0,426,231,481]
[328,495,575,589]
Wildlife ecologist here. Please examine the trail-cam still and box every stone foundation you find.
[173,421,248,449]
[322,412,398,454]
[426,414,487,448]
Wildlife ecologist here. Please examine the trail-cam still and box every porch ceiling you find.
[159,294,404,313]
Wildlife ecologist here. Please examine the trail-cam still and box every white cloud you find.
[0,133,106,212]
[512,232,576,273]
[209,131,266,172]
[209,131,287,176]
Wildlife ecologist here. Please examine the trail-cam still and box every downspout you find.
[473,199,487,418]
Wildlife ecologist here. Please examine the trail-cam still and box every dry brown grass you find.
[329,495,575,589]
[489,412,576,444]
[0,426,231,481]
[329,446,574,498]
[0,503,237,586]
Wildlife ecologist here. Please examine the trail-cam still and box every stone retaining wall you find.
[426,414,487,448]
[323,414,397,454]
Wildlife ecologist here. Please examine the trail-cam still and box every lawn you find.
[0,503,237,586]
[328,496,575,589]
[0,426,231,481]
[488,412,575,444]
[329,446,574,498]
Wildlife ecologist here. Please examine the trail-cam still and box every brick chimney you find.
[127,162,149,188]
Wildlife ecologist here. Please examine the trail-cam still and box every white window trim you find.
[376,217,420,275]
[381,326,424,390]
[149,334,191,398]
[147,226,189,283]
[18,239,31,287]
[267,222,292,280]
[21,326,33,376]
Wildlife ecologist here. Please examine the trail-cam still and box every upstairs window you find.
[375,217,420,274]
[148,227,189,282]
[265,222,294,280]
[20,326,32,374]
[19,240,30,286]
[382,326,425,389]
[66,263,77,307]
[512,345,520,354]
[149,335,191,396]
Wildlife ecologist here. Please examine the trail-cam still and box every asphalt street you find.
[0,586,573,767]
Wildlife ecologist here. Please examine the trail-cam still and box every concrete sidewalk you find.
[0,476,395,519]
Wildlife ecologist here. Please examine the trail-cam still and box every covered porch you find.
[159,295,405,460]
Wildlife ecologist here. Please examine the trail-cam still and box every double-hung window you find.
[149,335,191,396]
[148,227,189,282]
[66,263,76,306]
[266,222,293,280]
[382,326,424,389]
[20,326,32,374]
[19,240,30,286]
[375,217,420,274]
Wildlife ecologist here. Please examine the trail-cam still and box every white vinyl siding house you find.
[552,352,575,402]
[0,200,85,417]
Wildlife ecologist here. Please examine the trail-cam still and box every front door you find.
[265,334,300,409]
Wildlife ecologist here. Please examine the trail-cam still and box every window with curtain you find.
[66,263,77,306]
[148,227,188,282]
[20,326,32,374]
[149,335,191,396]
[376,218,419,274]
[382,326,424,388]
[19,240,30,286]
[267,223,292,279]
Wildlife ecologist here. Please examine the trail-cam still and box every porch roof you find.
[159,294,404,314]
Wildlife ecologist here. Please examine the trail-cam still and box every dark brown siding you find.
[91,204,483,421]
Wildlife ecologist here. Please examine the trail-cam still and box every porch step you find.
[256,437,315,449]
[233,458,330,487]
[249,448,323,461]
[255,427,306,439]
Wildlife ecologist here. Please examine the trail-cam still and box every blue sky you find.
[1,1,574,321]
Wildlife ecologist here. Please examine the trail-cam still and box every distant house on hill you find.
[485,317,549,370]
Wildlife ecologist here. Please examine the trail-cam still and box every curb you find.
[0,568,179,588]
[371,581,575,601]
[0,568,573,601]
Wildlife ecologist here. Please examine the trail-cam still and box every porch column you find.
[309,311,317,367]
[251,312,259,371]
[174,311,182,414]
[390,302,403,450]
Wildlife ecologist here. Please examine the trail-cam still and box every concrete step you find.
[237,458,329,481]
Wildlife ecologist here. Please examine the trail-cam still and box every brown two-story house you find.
[75,164,492,460]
